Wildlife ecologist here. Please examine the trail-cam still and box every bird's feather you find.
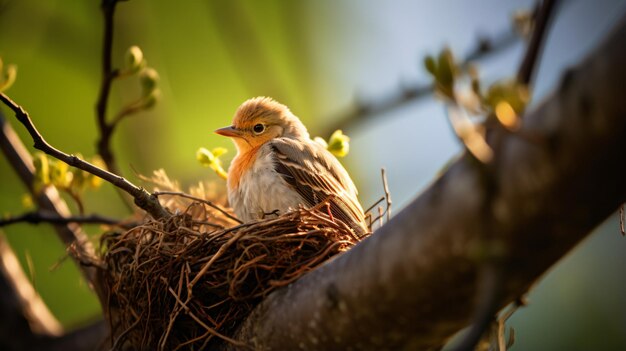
[270,138,367,235]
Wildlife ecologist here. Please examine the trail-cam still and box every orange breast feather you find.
[228,145,262,191]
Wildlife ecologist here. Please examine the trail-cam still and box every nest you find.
[98,171,367,350]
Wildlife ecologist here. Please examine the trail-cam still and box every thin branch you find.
[109,101,146,127]
[65,189,85,216]
[381,168,392,222]
[619,204,626,236]
[516,0,559,85]
[0,113,99,286]
[0,210,127,228]
[363,196,385,216]
[153,191,242,224]
[95,0,137,214]
[453,2,560,350]
[0,93,170,220]
[95,0,121,177]
[320,28,520,136]
[449,264,503,351]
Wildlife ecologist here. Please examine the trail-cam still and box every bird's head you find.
[215,97,309,153]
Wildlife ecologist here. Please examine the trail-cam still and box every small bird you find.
[215,97,368,236]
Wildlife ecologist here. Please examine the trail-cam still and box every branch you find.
[516,0,559,85]
[0,93,171,220]
[0,234,62,338]
[320,28,520,136]
[153,191,243,224]
[0,235,108,351]
[229,14,626,350]
[452,1,560,349]
[0,210,127,228]
[0,113,99,285]
[95,0,122,177]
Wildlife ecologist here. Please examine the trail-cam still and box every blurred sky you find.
[1,0,625,349]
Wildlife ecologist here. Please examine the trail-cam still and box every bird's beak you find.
[215,125,242,138]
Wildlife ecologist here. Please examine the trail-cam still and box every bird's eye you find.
[253,124,265,134]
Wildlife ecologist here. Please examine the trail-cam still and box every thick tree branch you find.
[0,234,107,351]
[0,234,62,339]
[0,93,170,220]
[0,113,99,285]
[230,15,626,350]
[453,1,560,349]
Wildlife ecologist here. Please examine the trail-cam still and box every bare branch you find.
[517,0,559,85]
[381,168,392,222]
[0,113,99,285]
[320,29,519,136]
[95,0,122,177]
[619,204,626,236]
[0,234,108,351]
[153,191,242,224]
[0,210,127,228]
[0,93,171,220]
[0,234,62,338]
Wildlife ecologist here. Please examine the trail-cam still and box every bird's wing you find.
[269,138,367,234]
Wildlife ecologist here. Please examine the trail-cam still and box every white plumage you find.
[227,143,302,221]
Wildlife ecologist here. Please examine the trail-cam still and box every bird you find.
[215,96,368,236]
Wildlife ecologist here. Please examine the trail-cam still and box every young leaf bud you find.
[140,68,159,97]
[50,159,72,189]
[326,130,350,158]
[33,152,50,192]
[21,194,34,210]
[125,46,145,74]
[196,147,228,179]
[424,55,437,76]
[0,63,17,93]
[437,48,456,89]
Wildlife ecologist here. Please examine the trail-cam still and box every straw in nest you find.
[98,170,367,350]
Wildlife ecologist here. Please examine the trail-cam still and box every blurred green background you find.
[1,1,625,349]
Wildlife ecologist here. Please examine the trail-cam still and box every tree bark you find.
[0,113,109,350]
[0,114,99,287]
[0,234,107,351]
[230,16,626,350]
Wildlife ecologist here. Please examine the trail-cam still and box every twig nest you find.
[99,200,364,350]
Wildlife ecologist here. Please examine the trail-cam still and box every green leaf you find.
[326,130,350,158]
[196,147,228,179]
[437,48,456,90]
[484,79,530,114]
[49,159,72,189]
[0,59,17,93]
[33,152,50,192]
[424,55,437,76]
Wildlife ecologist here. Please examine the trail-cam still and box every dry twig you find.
[100,198,365,350]
[0,211,127,228]
[0,93,170,220]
